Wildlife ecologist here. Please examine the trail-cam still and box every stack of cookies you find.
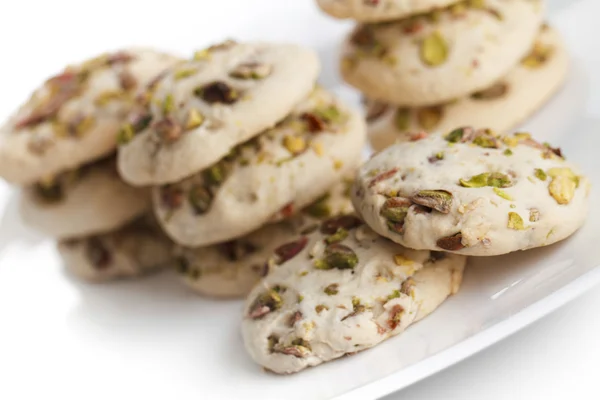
[317,0,567,151]
[0,49,179,281]
[115,40,367,297]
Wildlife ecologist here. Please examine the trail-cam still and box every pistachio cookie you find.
[341,0,544,106]
[352,129,591,256]
[366,25,568,151]
[0,49,179,185]
[242,220,466,374]
[153,87,366,247]
[117,41,320,186]
[176,178,354,298]
[20,157,150,239]
[317,0,461,23]
[58,215,173,282]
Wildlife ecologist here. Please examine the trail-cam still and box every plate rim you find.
[334,265,600,400]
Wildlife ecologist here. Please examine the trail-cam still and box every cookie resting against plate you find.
[352,128,590,256]
[242,217,466,374]
[0,48,179,185]
[19,156,150,239]
[58,215,174,282]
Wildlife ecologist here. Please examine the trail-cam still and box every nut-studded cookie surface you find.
[242,220,466,374]
[0,49,179,184]
[317,0,461,23]
[176,178,354,298]
[19,156,150,239]
[341,0,544,106]
[352,129,591,256]
[58,215,173,282]
[153,87,366,247]
[366,25,568,151]
[117,41,320,186]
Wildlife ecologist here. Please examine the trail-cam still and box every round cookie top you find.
[19,156,150,239]
[365,24,569,151]
[241,219,466,374]
[58,215,173,282]
[176,177,354,298]
[153,87,366,247]
[352,129,591,256]
[341,0,544,106]
[317,0,461,23]
[0,49,179,184]
[117,41,320,186]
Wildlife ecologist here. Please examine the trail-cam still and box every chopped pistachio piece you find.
[380,197,411,223]
[436,232,465,251]
[230,62,272,80]
[117,124,135,145]
[547,167,579,187]
[522,42,554,69]
[504,149,513,156]
[315,305,329,314]
[529,208,540,222]
[185,108,204,130]
[162,94,175,114]
[507,212,527,230]
[325,228,349,245]
[459,172,490,188]
[304,194,331,218]
[174,68,197,80]
[188,185,213,214]
[410,190,452,213]
[203,163,227,185]
[194,81,239,104]
[420,31,448,67]
[548,175,576,205]
[493,187,513,200]
[283,135,307,155]
[248,288,283,319]
[193,49,211,61]
[393,254,414,266]
[274,237,309,264]
[324,283,339,296]
[473,135,500,149]
[322,244,359,270]
[445,127,467,143]
[387,290,401,300]
[534,168,547,181]
[459,172,512,188]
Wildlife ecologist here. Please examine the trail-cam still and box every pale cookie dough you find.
[176,178,354,298]
[242,219,466,374]
[20,156,150,239]
[317,0,461,22]
[58,215,174,282]
[341,0,544,106]
[366,25,568,151]
[352,129,591,256]
[153,87,366,247]
[0,49,179,185]
[117,41,320,186]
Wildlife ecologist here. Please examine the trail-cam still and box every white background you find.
[0,1,598,399]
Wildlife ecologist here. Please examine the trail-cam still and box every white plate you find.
[0,1,598,399]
